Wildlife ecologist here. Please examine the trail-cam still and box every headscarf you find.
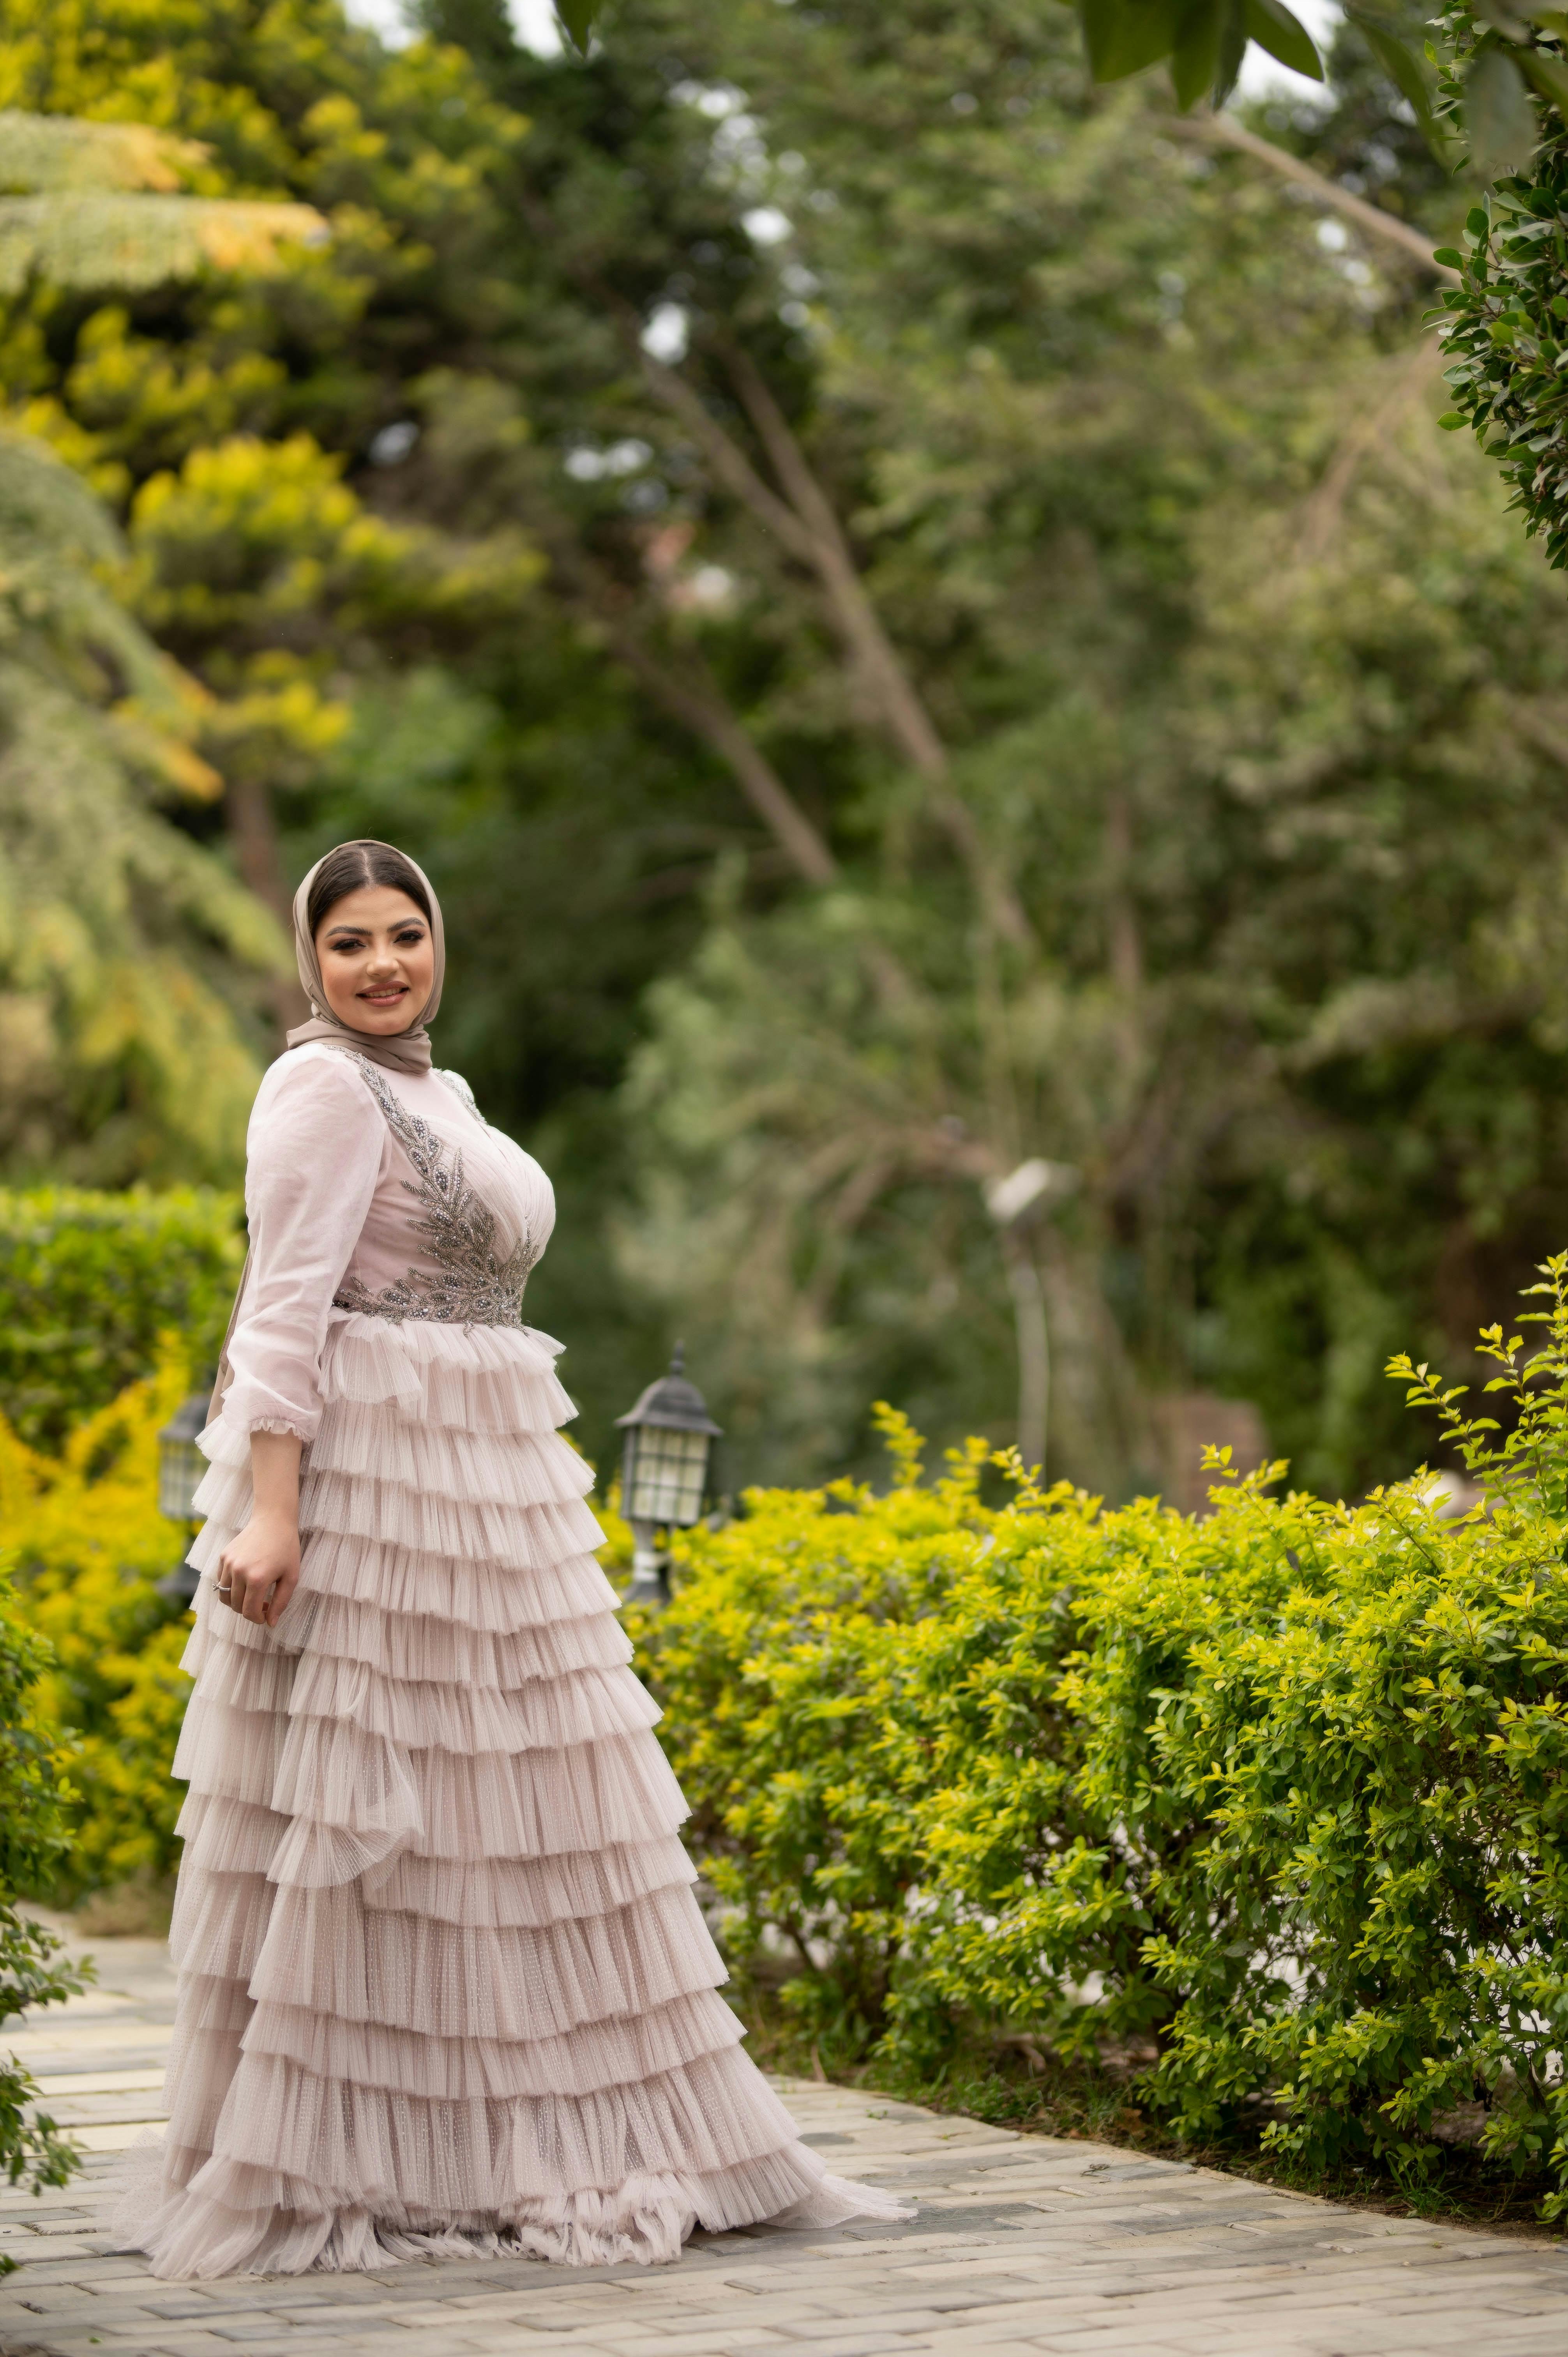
[285,840,445,1074]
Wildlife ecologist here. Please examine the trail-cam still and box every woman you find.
[117,840,908,2278]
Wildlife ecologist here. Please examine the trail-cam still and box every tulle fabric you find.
[114,1311,909,2277]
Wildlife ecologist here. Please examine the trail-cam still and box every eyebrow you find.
[325,919,426,938]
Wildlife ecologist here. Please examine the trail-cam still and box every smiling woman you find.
[299,843,443,1055]
[111,835,909,2277]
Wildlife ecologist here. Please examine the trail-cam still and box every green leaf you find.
[1214,0,1251,104]
[1466,47,1539,183]
[554,0,599,54]
[1438,412,1469,426]
[1171,0,1225,107]
[1468,205,1494,237]
[1345,12,1449,156]
[1433,247,1466,266]
[1521,48,1568,116]
[1243,0,1324,80]
[1079,0,1187,82]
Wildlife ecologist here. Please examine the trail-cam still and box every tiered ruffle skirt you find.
[114,1313,908,2277]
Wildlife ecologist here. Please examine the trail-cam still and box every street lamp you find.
[155,1384,212,1605]
[614,1345,722,1607]
[983,1159,1080,1480]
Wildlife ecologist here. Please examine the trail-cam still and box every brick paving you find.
[5,1935,1568,2356]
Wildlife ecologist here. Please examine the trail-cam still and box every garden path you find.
[4,1932,1568,2357]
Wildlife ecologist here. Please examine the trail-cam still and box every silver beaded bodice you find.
[329,1053,537,1329]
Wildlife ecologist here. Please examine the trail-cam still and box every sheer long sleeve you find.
[221,1050,385,1444]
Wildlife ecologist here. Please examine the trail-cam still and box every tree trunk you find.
[226,774,307,1040]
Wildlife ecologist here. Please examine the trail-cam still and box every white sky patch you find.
[743,205,793,245]
[564,438,653,481]
[342,0,563,52]
[642,303,690,364]
[1234,0,1342,103]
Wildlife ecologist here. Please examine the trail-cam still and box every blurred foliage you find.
[0,1186,241,1449]
[7,0,1568,1501]
[0,1347,194,1898]
[633,1260,1568,2214]
[0,426,286,1184]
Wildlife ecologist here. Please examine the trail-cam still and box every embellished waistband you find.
[334,1277,524,1329]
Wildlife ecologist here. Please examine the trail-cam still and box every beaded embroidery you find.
[330,1052,536,1328]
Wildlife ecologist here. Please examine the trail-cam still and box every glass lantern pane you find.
[625,1425,708,1526]
[159,1440,204,1522]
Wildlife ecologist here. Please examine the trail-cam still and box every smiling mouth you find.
[359,986,408,1006]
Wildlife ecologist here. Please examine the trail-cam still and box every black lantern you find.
[155,1386,212,1604]
[614,1346,722,1606]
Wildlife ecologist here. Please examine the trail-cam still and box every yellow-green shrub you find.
[0,1350,193,1895]
[634,1272,1568,2211]
[0,1187,242,1451]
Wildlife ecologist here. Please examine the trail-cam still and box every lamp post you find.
[982,1159,1080,1479]
[614,1345,722,1607]
[155,1383,213,1605]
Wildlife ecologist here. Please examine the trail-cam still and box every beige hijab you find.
[285,840,445,1074]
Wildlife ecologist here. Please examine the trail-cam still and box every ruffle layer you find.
[307,1408,595,1512]
[187,1584,634,1686]
[172,1985,745,2105]
[117,2136,909,2280]
[241,1879,725,2040]
[188,1525,620,1634]
[201,1318,576,1473]
[320,1312,578,1435]
[301,1472,605,1571]
[171,2042,804,2214]
[194,1458,605,1573]
[192,1641,661,1758]
[359,1836,698,1928]
[175,1791,695,1924]
[171,1863,721,2024]
[176,1696,687,1893]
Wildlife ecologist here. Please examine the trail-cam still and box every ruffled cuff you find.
[206,1376,320,1462]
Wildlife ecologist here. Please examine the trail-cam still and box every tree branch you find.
[534,518,838,888]
[715,341,1036,955]
[509,185,1034,951]
[606,628,839,888]
[1167,113,1462,286]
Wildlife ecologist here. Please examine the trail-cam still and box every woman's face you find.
[314,885,435,1035]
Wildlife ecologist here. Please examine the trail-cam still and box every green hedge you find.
[0,1558,85,2207]
[0,1188,242,1450]
[633,1263,1568,2214]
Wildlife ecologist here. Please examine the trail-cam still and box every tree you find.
[0,106,327,1179]
[427,0,1568,1497]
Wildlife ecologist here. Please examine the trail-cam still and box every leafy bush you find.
[0,1350,194,1898]
[0,1187,242,1452]
[634,1274,1568,2213]
[0,1557,87,2209]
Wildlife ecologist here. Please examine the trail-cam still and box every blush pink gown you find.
[117,1043,906,2277]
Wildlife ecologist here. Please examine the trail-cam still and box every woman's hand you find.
[216,1429,303,1628]
[215,1511,300,1626]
